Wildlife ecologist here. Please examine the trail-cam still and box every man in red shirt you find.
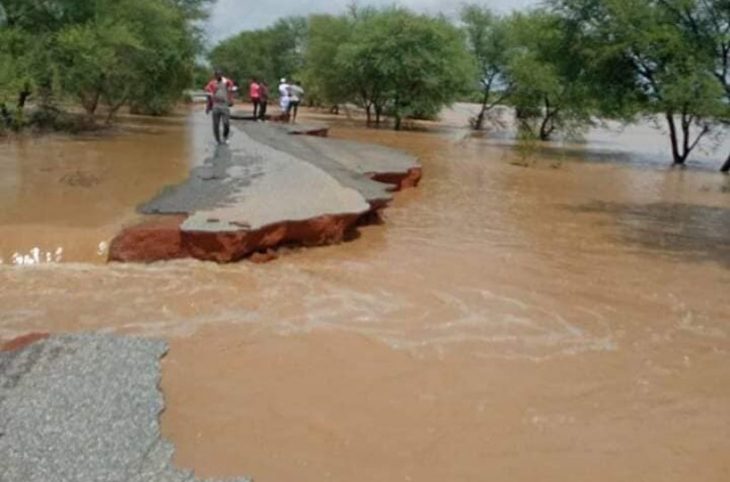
[249,77,261,120]
[205,69,235,144]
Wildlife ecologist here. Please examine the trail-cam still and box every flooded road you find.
[0,113,204,264]
[1,108,729,481]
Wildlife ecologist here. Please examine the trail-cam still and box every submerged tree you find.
[503,10,595,141]
[461,5,511,130]
[654,0,730,171]
[552,0,727,166]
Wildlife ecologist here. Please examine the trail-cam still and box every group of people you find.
[204,69,305,145]
[276,78,305,123]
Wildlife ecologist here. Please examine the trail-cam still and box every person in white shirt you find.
[278,78,289,98]
[278,78,291,120]
[287,80,304,123]
[279,90,291,118]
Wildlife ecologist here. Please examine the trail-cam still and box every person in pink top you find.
[249,77,261,119]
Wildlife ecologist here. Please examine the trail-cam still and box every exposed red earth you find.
[1,333,50,352]
[109,175,419,264]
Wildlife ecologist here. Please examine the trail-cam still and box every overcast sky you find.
[206,0,539,43]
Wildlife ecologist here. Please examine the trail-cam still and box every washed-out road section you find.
[0,333,250,482]
[109,120,421,263]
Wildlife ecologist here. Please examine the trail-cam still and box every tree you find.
[461,5,511,130]
[209,16,307,87]
[552,0,727,165]
[654,0,730,171]
[55,20,142,117]
[503,10,595,141]
[120,0,202,115]
[333,10,390,125]
[335,8,473,130]
[301,14,354,109]
[0,27,35,129]
[0,0,210,129]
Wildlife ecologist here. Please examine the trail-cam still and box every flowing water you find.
[1,107,729,481]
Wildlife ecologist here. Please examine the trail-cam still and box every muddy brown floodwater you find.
[1,106,729,481]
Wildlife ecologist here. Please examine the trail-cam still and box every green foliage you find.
[0,27,41,129]
[552,0,729,164]
[461,5,511,129]
[503,10,595,140]
[209,17,307,87]
[119,0,201,115]
[0,28,32,103]
[55,20,142,115]
[0,0,210,129]
[332,8,474,129]
[301,14,354,107]
[210,7,471,129]
[3,0,728,171]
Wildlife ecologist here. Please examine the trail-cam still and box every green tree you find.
[301,14,353,109]
[553,0,727,165]
[0,0,211,129]
[336,8,473,130]
[0,27,35,129]
[503,10,595,141]
[55,20,142,117]
[333,10,389,124]
[209,16,306,88]
[461,5,511,130]
[654,0,730,171]
[121,0,202,115]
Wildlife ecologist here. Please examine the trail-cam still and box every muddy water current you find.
[1,108,729,481]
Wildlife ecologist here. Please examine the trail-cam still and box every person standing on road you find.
[279,88,291,120]
[249,77,261,119]
[287,80,304,123]
[205,69,234,144]
[258,81,269,121]
[278,78,291,121]
[278,78,289,99]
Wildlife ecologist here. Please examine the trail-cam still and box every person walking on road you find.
[249,77,261,119]
[258,81,269,121]
[205,69,234,144]
[287,80,304,123]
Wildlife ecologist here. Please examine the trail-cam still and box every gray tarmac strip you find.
[0,334,251,482]
[139,120,421,233]
[238,122,418,205]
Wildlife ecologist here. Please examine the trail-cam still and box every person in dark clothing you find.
[258,81,269,121]
[287,80,304,123]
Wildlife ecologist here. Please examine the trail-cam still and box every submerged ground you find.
[1,105,728,481]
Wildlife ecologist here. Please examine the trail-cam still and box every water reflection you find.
[573,201,730,267]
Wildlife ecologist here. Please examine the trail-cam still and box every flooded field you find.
[1,107,729,481]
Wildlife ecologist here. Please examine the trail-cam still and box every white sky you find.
[206,0,540,42]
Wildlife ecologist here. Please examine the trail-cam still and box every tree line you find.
[0,0,210,131]
[2,0,729,171]
[212,1,730,171]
